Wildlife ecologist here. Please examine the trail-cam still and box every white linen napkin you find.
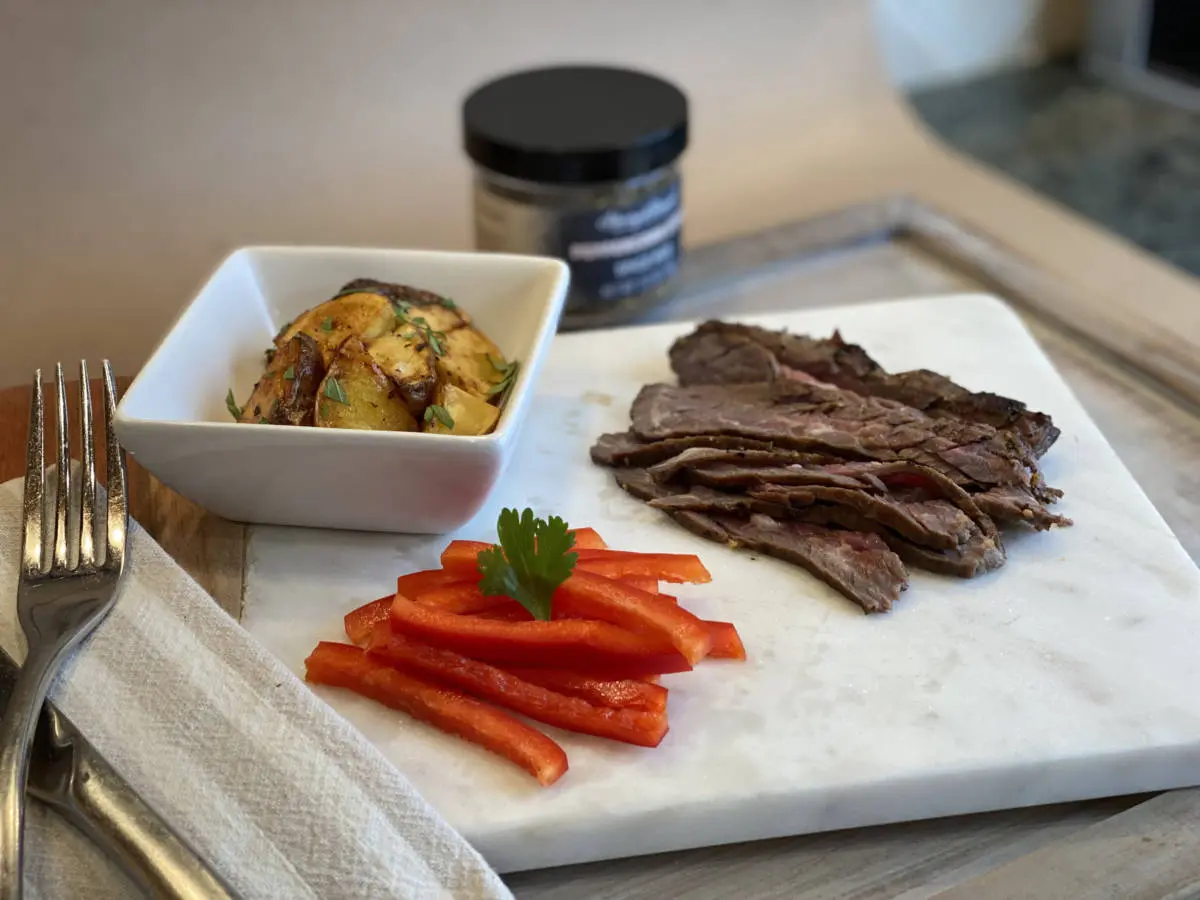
[0,478,513,900]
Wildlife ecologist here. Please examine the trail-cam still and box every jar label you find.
[560,183,682,305]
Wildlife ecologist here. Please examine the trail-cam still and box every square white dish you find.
[115,246,570,533]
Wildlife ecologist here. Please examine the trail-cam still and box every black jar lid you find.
[462,65,688,186]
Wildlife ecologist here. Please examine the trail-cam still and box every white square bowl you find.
[115,246,570,533]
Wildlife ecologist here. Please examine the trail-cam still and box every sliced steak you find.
[648,485,788,517]
[713,514,908,614]
[784,504,1005,578]
[653,453,876,489]
[631,381,1035,490]
[591,431,781,468]
[611,471,908,613]
[669,321,1060,456]
[748,485,977,551]
[973,484,1073,531]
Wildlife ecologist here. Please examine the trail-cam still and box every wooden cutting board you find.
[241,293,1200,874]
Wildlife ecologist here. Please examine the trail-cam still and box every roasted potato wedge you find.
[278,292,395,366]
[238,333,324,425]
[436,326,507,398]
[339,278,471,333]
[423,383,501,436]
[365,332,437,414]
[315,337,418,432]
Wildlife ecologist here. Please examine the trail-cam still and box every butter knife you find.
[0,647,240,899]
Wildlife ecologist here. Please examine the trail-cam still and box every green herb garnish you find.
[423,404,454,429]
[320,317,334,332]
[225,389,242,420]
[441,297,457,310]
[404,316,447,356]
[258,418,270,425]
[283,365,295,381]
[477,508,578,621]
[392,299,411,317]
[323,377,348,404]
[486,356,520,399]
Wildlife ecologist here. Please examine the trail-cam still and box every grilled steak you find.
[631,381,1034,489]
[613,470,908,612]
[669,321,1060,457]
[591,432,782,468]
[973,484,1073,531]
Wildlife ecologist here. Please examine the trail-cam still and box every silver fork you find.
[0,361,127,900]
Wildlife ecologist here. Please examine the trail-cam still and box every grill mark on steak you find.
[669,321,1060,457]
[612,470,908,613]
[631,382,1035,490]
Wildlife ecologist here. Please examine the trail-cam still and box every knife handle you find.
[33,713,241,900]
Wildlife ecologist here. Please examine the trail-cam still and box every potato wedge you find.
[315,337,418,432]
[238,333,324,425]
[365,332,437,414]
[423,383,501,436]
[339,278,471,332]
[278,292,395,365]
[436,326,507,398]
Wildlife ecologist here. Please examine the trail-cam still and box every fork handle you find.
[46,742,241,900]
[0,644,68,900]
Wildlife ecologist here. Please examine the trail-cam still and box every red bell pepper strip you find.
[304,642,568,786]
[554,570,712,665]
[397,568,465,597]
[574,551,712,584]
[366,627,668,747]
[505,668,668,715]
[389,594,691,678]
[344,596,393,645]
[415,582,508,615]
[472,605,533,622]
[618,576,659,594]
[569,527,608,550]
[704,621,746,660]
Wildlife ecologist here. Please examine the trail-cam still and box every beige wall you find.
[1,0,1086,386]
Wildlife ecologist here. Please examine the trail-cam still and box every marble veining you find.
[242,293,1200,873]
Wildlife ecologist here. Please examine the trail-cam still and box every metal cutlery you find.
[0,363,239,899]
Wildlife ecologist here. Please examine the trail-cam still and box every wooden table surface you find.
[5,220,1200,898]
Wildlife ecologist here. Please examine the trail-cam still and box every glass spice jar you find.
[462,65,689,328]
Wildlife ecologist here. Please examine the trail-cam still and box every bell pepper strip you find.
[304,641,568,786]
[472,605,533,622]
[618,576,659,594]
[366,627,668,747]
[554,570,712,665]
[415,582,508,615]
[505,668,668,715]
[574,551,712,585]
[397,568,466,597]
[389,594,691,678]
[344,596,393,645]
[440,540,496,573]
[704,621,746,660]
[568,527,608,550]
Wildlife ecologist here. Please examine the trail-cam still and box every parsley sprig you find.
[225,389,242,420]
[477,509,578,621]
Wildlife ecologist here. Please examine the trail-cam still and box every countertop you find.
[910,60,1200,279]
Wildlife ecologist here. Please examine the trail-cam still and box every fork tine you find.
[79,362,97,569]
[51,364,71,572]
[102,361,127,572]
[20,371,45,577]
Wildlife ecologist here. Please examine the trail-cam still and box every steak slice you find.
[748,485,978,551]
[713,514,908,614]
[784,504,1005,578]
[650,450,875,489]
[973,484,1073,531]
[669,321,1060,457]
[611,470,909,613]
[631,382,1035,490]
[591,432,782,468]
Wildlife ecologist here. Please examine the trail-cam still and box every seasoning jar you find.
[462,65,688,328]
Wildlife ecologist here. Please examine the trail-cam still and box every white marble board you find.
[241,293,1200,873]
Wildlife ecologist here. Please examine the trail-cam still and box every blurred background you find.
[2,0,1197,383]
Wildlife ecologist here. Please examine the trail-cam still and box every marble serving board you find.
[241,293,1200,874]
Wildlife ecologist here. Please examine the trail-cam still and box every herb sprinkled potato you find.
[232,278,515,435]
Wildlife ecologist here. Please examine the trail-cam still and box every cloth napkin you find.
[0,478,513,900]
